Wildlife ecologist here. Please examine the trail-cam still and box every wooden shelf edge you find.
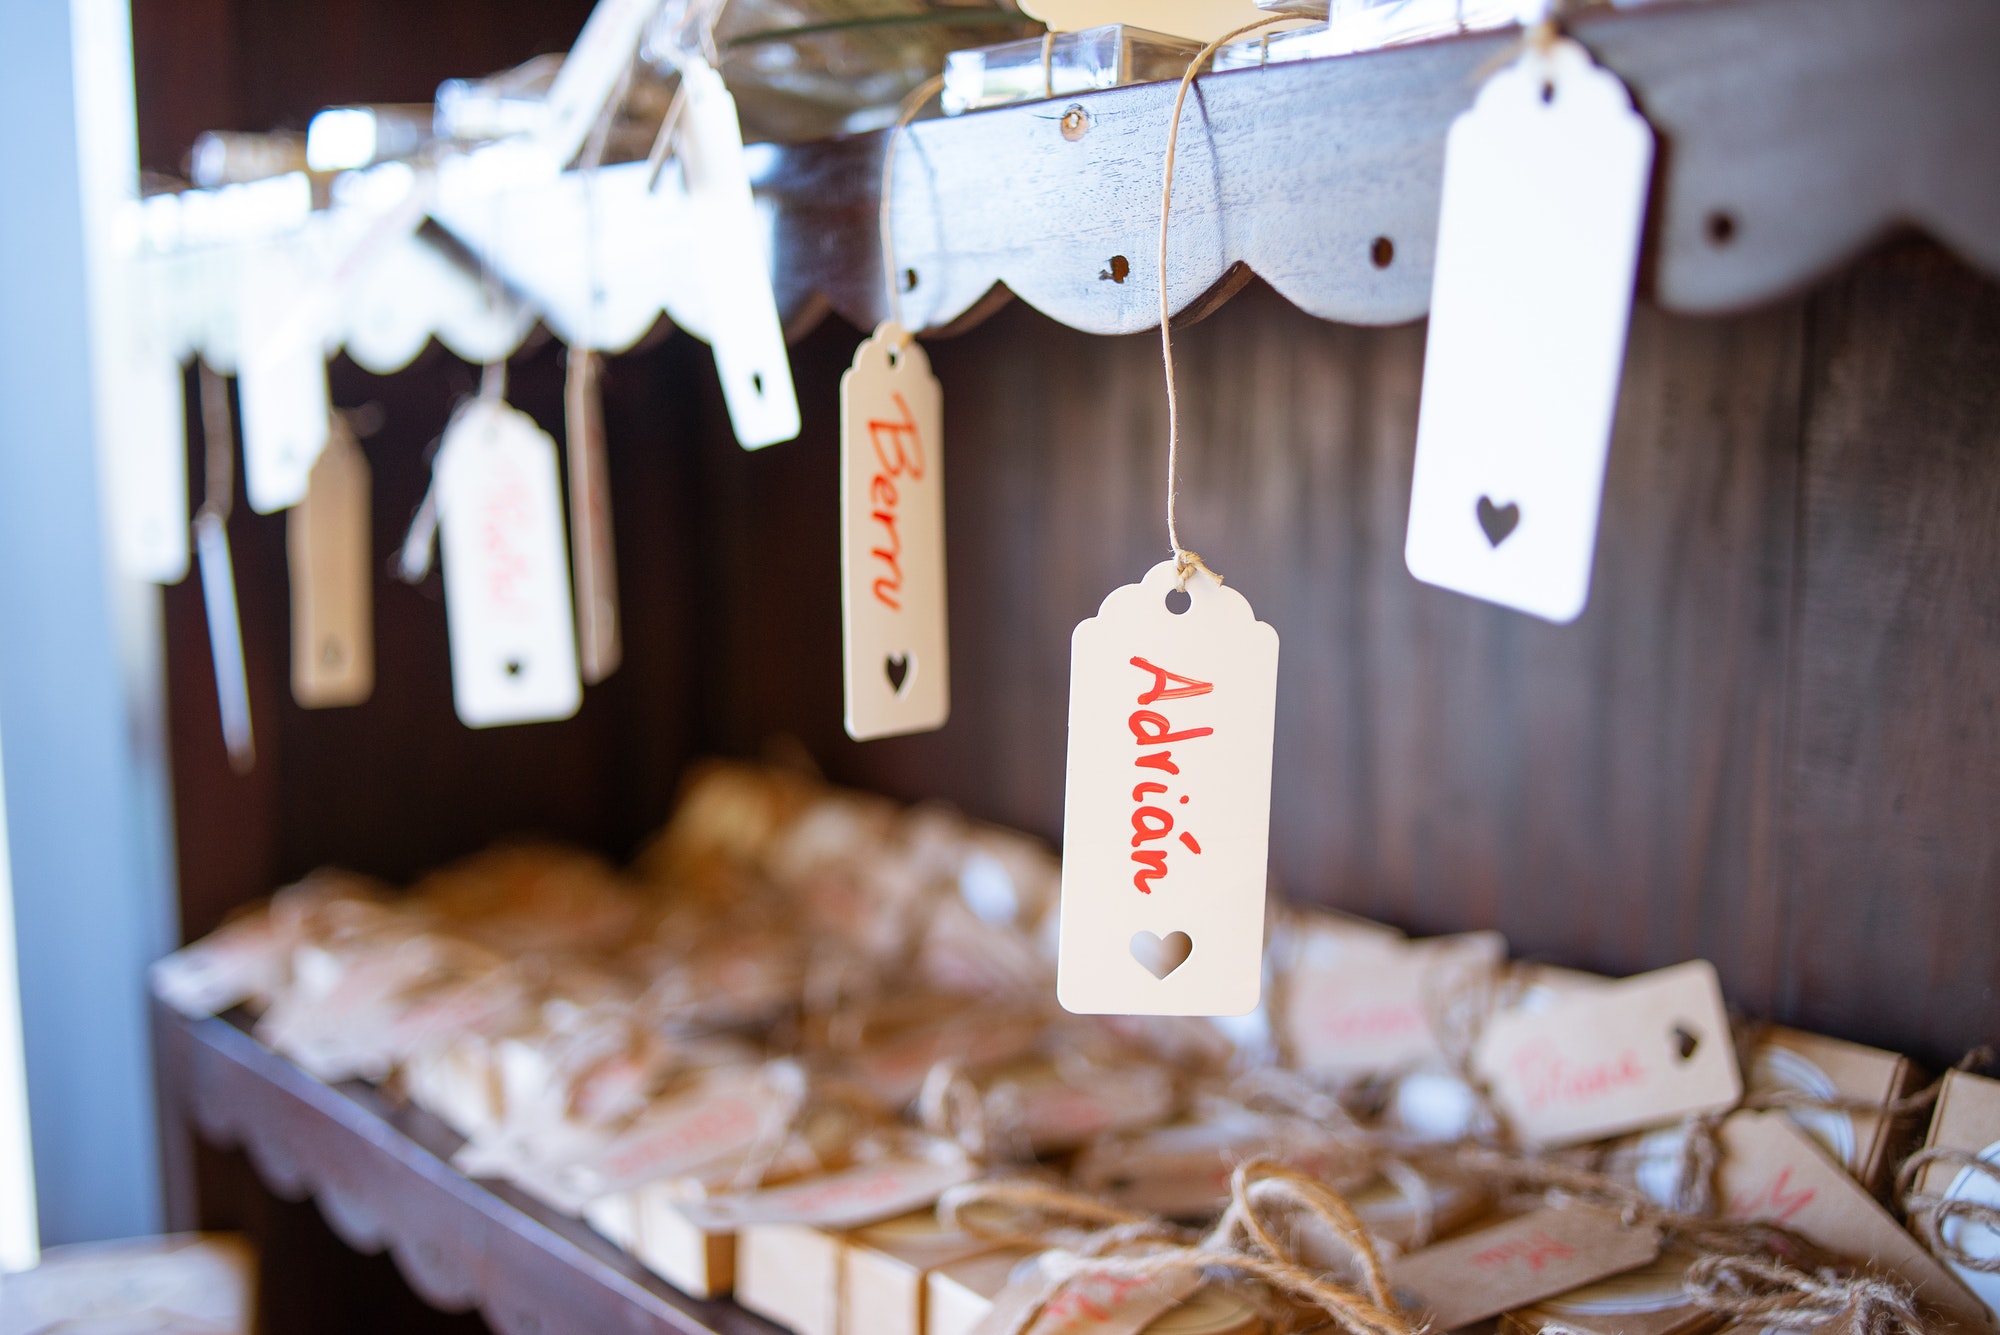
[152,996,781,1335]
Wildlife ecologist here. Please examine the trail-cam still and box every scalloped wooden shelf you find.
[154,999,782,1335]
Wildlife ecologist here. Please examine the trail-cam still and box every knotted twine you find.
[939,1160,1414,1335]
[1900,1143,2000,1275]
[1683,1253,1925,1335]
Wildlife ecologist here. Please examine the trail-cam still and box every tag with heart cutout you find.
[287,411,373,708]
[1057,561,1279,1016]
[1472,960,1740,1147]
[1404,35,1654,623]
[435,397,582,728]
[841,321,948,741]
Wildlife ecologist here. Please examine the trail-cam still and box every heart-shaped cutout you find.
[1672,1023,1700,1061]
[1477,496,1521,547]
[885,653,911,694]
[1130,930,1193,980]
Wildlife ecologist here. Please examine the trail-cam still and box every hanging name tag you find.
[678,57,801,450]
[841,322,948,741]
[287,414,374,708]
[194,511,254,773]
[435,399,583,728]
[237,246,332,514]
[565,350,621,684]
[1403,37,1654,623]
[1472,960,1740,1147]
[1056,561,1279,1016]
[103,335,191,583]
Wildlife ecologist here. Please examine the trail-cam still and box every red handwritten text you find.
[866,392,924,611]
[1128,657,1212,893]
[1508,1039,1648,1113]
[1469,1231,1578,1273]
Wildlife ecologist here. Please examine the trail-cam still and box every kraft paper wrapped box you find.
[924,1247,1264,1335]
[735,1209,1002,1335]
[1910,1069,2000,1325]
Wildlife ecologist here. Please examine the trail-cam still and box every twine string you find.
[1684,1253,1925,1335]
[880,73,947,336]
[1900,1145,2000,1274]
[1158,16,1290,589]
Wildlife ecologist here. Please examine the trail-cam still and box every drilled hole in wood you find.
[1370,236,1395,269]
[1101,255,1130,283]
[1164,588,1191,615]
[1060,104,1091,141]
[1706,211,1737,245]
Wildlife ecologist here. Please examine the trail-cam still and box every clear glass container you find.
[940,24,1202,116]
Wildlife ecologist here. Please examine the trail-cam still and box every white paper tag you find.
[1404,37,1654,624]
[194,510,254,772]
[841,322,948,741]
[102,336,191,583]
[236,245,332,514]
[1056,561,1279,1017]
[565,350,621,684]
[288,414,374,708]
[676,1155,977,1232]
[436,399,583,728]
[678,57,800,450]
[1473,960,1740,1147]
[535,0,664,171]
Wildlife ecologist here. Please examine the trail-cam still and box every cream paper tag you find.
[1720,1111,1993,1332]
[1386,1200,1662,1330]
[287,414,373,708]
[1404,37,1655,624]
[841,322,948,740]
[565,350,621,684]
[678,57,800,449]
[676,1154,977,1232]
[1281,930,1506,1078]
[1015,0,1268,42]
[194,511,254,772]
[560,1065,787,1200]
[435,399,583,727]
[1057,561,1279,1017]
[236,246,331,513]
[975,1255,1203,1335]
[1473,960,1740,1147]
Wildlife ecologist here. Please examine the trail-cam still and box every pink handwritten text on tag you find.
[866,392,924,612]
[1726,1166,1817,1227]
[1470,1231,1578,1273]
[1126,657,1213,894]
[477,459,535,620]
[1509,1038,1647,1112]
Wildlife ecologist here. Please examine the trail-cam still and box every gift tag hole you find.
[1672,1024,1700,1061]
[1163,588,1191,615]
[751,371,764,396]
[1370,236,1395,268]
[902,267,919,292]
[1101,255,1130,284]
[1476,496,1521,547]
[320,639,344,667]
[1540,80,1556,104]
[885,653,911,694]
[1130,930,1193,979]
[503,658,524,678]
[1705,210,1737,246]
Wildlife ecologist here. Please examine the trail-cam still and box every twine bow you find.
[940,1160,1416,1335]
[1900,1144,2000,1275]
[1684,1253,1925,1335]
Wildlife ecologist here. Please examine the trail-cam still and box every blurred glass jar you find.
[684,1,1044,141]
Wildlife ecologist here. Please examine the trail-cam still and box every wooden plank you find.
[1781,239,2000,1065]
[771,0,2000,338]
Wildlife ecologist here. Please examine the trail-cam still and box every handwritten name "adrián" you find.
[1127,657,1212,894]
[865,392,924,611]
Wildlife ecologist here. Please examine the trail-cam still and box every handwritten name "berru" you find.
[865,392,924,611]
